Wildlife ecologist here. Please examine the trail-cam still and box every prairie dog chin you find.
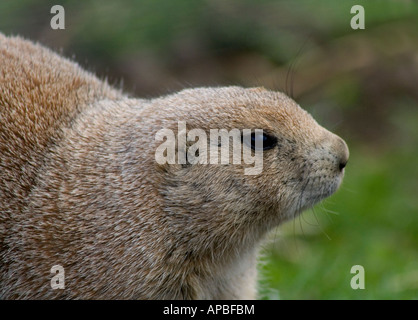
[0,33,349,299]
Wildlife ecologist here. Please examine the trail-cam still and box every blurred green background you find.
[1,0,417,299]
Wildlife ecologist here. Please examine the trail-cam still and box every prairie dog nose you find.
[333,136,349,172]
[316,132,349,173]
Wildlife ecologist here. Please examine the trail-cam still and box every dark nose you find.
[339,160,348,171]
[335,137,349,172]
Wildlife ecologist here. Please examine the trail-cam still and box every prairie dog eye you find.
[243,131,278,151]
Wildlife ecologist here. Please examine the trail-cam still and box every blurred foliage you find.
[0,0,417,299]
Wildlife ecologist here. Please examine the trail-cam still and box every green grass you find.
[259,146,418,299]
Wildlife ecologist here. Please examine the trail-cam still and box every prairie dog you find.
[0,33,349,299]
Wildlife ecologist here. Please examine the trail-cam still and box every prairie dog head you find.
[149,86,348,235]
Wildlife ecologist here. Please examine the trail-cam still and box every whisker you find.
[298,210,305,237]
[341,186,357,194]
[311,204,322,225]
[295,177,311,237]
[301,210,320,227]
[311,207,331,241]
[285,57,294,97]
[320,207,340,216]
[328,119,345,131]
[286,35,312,99]
[292,202,298,251]
[316,203,336,224]
[323,210,335,225]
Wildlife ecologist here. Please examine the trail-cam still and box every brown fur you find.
[0,33,348,299]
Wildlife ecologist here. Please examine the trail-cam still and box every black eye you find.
[244,131,277,151]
